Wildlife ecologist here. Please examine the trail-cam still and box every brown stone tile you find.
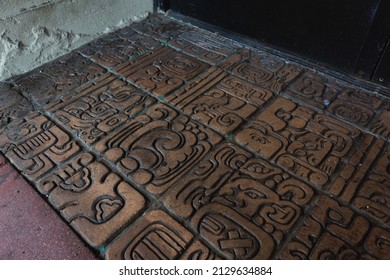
[46,74,156,145]
[0,82,33,130]
[280,195,390,259]
[106,209,220,260]
[131,13,193,41]
[12,52,106,105]
[370,99,390,140]
[115,46,209,96]
[0,113,80,181]
[35,152,146,248]
[164,143,314,259]
[169,29,241,64]
[235,97,362,188]
[284,71,342,109]
[327,87,383,128]
[78,28,160,68]
[95,103,223,197]
[166,68,273,134]
[329,137,389,226]
[219,49,303,93]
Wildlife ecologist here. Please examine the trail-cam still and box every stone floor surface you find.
[0,13,390,260]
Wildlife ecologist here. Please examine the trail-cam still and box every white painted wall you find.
[0,0,154,81]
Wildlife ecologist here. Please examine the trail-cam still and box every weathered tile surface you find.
[106,209,221,260]
[1,13,390,260]
[370,99,390,140]
[95,103,223,196]
[169,29,241,63]
[78,28,160,68]
[219,49,303,93]
[47,74,156,145]
[327,87,383,128]
[166,67,273,134]
[12,52,106,105]
[280,195,390,259]
[164,143,314,259]
[0,113,80,181]
[284,71,342,109]
[116,46,209,96]
[235,97,361,188]
[0,82,33,130]
[329,137,389,226]
[35,152,146,248]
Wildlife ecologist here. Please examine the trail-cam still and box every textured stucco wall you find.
[0,0,154,81]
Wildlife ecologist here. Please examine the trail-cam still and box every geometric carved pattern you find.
[78,28,159,68]
[235,97,361,188]
[165,143,315,259]
[166,68,273,134]
[169,30,241,64]
[327,88,383,128]
[0,114,80,181]
[106,210,220,260]
[371,100,390,140]
[12,52,106,105]
[35,152,146,248]
[95,103,223,196]
[280,195,390,259]
[47,74,156,145]
[329,137,390,226]
[2,13,390,260]
[219,49,303,93]
[116,46,209,96]
[285,71,342,109]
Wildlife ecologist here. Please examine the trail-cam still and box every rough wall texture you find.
[0,0,154,81]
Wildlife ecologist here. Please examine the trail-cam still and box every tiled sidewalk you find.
[1,13,390,260]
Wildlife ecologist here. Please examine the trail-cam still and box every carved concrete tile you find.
[169,29,241,64]
[280,195,390,259]
[219,49,303,93]
[329,137,390,226]
[95,103,223,197]
[106,209,221,260]
[46,74,156,145]
[35,152,146,248]
[370,99,390,140]
[131,13,193,41]
[12,52,106,105]
[0,113,80,181]
[164,143,314,259]
[0,82,33,130]
[235,97,362,188]
[78,28,160,68]
[166,68,273,134]
[284,71,342,109]
[327,87,383,128]
[115,46,209,96]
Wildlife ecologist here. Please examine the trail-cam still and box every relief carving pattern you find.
[12,53,106,105]
[280,195,390,259]
[95,103,222,196]
[36,152,146,248]
[106,210,221,260]
[166,68,273,134]
[164,143,314,259]
[0,114,80,180]
[47,74,156,144]
[116,47,209,96]
[219,49,303,93]
[235,97,361,187]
